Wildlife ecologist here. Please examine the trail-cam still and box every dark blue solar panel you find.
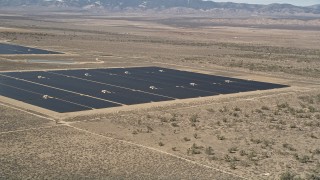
[0,67,288,113]
[0,43,62,54]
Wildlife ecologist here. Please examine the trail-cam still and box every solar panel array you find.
[0,67,288,113]
[0,43,61,54]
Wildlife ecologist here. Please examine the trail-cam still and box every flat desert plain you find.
[0,12,319,179]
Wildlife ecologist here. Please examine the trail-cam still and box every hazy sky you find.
[209,0,320,6]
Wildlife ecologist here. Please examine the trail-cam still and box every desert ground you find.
[0,11,319,179]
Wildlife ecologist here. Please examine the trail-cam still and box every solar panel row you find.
[0,43,61,54]
[0,67,288,113]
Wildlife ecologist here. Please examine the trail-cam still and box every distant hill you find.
[1,0,320,15]
[309,4,320,10]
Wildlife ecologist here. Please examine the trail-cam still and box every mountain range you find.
[1,0,320,15]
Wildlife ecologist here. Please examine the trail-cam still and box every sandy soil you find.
[0,12,319,179]
[0,125,239,179]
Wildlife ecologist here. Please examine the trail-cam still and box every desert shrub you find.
[232,112,240,117]
[183,137,191,141]
[146,126,153,133]
[296,109,304,113]
[190,114,199,123]
[309,106,317,113]
[171,122,179,127]
[210,156,218,161]
[230,162,236,170]
[261,106,270,110]
[170,117,177,122]
[290,124,297,128]
[207,108,215,113]
[228,147,238,153]
[306,174,320,180]
[240,150,247,156]
[311,134,318,139]
[219,106,228,113]
[274,110,281,115]
[240,160,250,167]
[313,149,320,155]
[217,135,226,140]
[288,107,296,115]
[297,114,312,119]
[187,148,201,155]
[280,171,295,180]
[300,103,307,109]
[251,138,262,144]
[294,154,311,163]
[263,139,275,147]
[158,142,164,146]
[247,151,258,161]
[222,117,228,123]
[283,143,297,151]
[205,146,214,155]
[300,155,311,163]
[187,143,202,155]
[270,117,277,122]
[224,155,232,162]
[192,143,203,149]
[305,121,314,127]
[159,116,168,122]
[193,133,199,139]
[279,120,287,125]
[216,121,221,126]
[277,102,290,109]
[299,96,314,104]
